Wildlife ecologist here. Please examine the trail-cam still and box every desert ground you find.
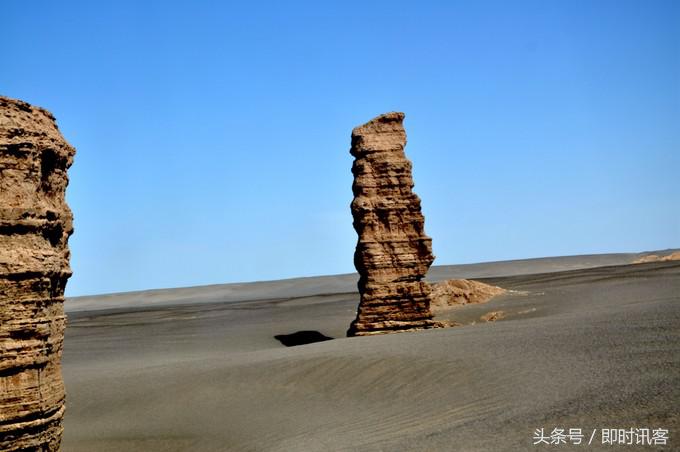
[62,251,680,451]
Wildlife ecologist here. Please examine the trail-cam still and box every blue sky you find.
[2,0,678,296]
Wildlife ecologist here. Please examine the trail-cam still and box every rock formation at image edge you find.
[347,112,438,336]
[0,96,75,451]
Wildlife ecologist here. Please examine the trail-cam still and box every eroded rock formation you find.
[0,96,75,451]
[429,279,506,312]
[347,112,437,336]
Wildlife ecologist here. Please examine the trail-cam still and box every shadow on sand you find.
[274,330,334,347]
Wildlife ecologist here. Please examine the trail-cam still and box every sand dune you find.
[62,253,680,451]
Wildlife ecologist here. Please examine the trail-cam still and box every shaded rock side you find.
[347,112,437,336]
[0,96,75,451]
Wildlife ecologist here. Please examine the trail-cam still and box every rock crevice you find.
[347,112,437,336]
[0,96,75,451]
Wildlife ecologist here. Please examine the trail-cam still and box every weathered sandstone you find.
[429,279,506,312]
[0,96,75,451]
[347,112,437,336]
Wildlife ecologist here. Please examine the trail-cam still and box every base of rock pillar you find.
[347,319,442,337]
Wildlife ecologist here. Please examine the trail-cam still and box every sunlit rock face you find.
[347,112,437,336]
[0,96,75,451]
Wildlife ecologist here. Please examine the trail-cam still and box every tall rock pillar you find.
[347,112,437,336]
[0,96,75,451]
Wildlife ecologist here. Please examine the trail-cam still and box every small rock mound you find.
[633,251,680,264]
[429,279,506,312]
[480,310,505,322]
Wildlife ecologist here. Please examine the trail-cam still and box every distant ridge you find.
[65,249,678,313]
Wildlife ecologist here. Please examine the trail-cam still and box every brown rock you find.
[429,279,506,312]
[0,96,75,451]
[480,311,505,322]
[347,112,437,336]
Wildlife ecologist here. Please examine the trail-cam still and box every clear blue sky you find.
[2,1,678,296]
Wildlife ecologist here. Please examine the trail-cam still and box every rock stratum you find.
[347,112,437,336]
[0,96,75,451]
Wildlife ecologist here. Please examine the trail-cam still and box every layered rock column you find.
[347,112,437,336]
[0,96,75,451]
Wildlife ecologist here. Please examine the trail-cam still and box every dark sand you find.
[62,252,680,451]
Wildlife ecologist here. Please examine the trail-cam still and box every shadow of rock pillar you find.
[0,96,75,451]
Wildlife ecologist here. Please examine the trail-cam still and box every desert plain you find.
[61,250,680,451]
